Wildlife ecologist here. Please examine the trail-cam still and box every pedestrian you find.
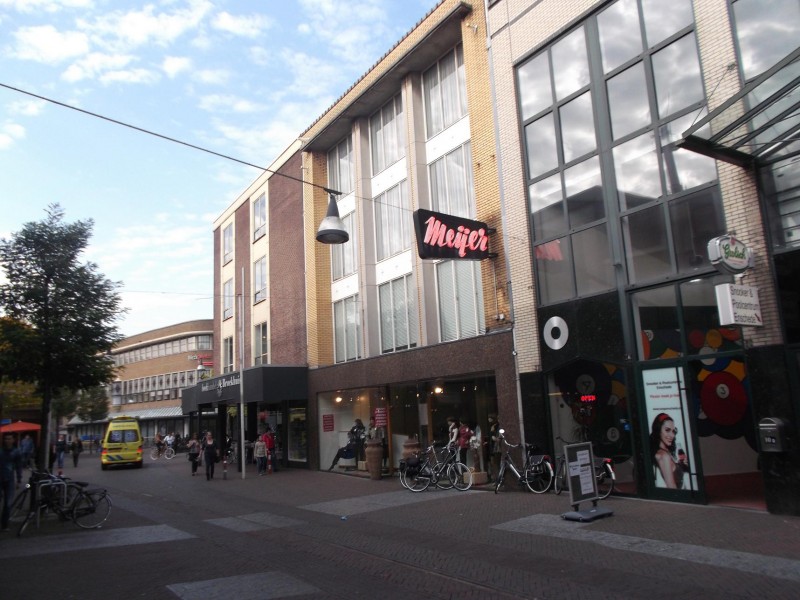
[263,425,278,472]
[201,432,219,481]
[254,435,267,475]
[19,434,34,469]
[457,418,473,465]
[367,417,386,467]
[487,413,501,483]
[351,419,366,462]
[1,432,23,532]
[55,434,67,471]
[70,435,83,468]
[186,433,201,476]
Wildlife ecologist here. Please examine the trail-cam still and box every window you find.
[732,0,799,81]
[334,295,361,363]
[332,211,357,280]
[198,335,212,350]
[375,181,411,261]
[423,44,467,138]
[328,136,353,195]
[223,224,233,264]
[430,143,474,218]
[254,322,268,365]
[379,275,419,353]
[371,94,406,174]
[254,256,267,303]
[253,193,266,241]
[517,0,718,303]
[223,336,234,373]
[436,260,485,342]
[223,279,233,320]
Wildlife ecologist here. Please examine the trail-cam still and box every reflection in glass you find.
[669,189,725,274]
[631,286,680,360]
[680,276,743,356]
[530,174,565,240]
[623,205,671,283]
[608,62,651,140]
[652,34,704,118]
[614,132,662,209]
[733,0,800,80]
[535,237,575,304]
[641,0,693,48]
[552,27,590,100]
[560,92,597,163]
[565,157,604,228]
[573,224,614,296]
[525,114,558,179]
[598,0,642,73]
[518,52,552,120]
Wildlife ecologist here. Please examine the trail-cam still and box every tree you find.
[0,204,123,469]
[76,385,110,424]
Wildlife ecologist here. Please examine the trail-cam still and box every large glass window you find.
[253,193,266,241]
[371,94,406,174]
[732,0,800,81]
[436,260,485,342]
[254,256,266,303]
[379,274,419,354]
[334,295,361,363]
[223,224,233,264]
[223,279,233,320]
[430,143,474,218]
[517,0,718,305]
[254,322,268,365]
[328,136,353,195]
[332,211,357,280]
[375,181,410,261]
[423,44,467,138]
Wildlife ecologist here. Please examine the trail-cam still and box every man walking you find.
[1,433,23,532]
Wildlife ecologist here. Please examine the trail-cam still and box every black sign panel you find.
[412,208,491,260]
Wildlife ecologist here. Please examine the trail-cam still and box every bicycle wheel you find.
[149,447,160,460]
[9,487,30,523]
[164,447,176,460]
[524,460,553,494]
[73,490,112,529]
[595,464,614,499]
[407,465,432,492]
[554,460,567,495]
[434,464,455,490]
[494,464,506,494]
[449,462,473,491]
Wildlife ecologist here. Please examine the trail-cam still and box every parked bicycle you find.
[10,469,112,536]
[493,429,554,494]
[403,443,472,492]
[553,437,615,499]
[150,443,175,460]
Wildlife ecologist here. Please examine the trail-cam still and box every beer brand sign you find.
[707,235,753,274]
[413,208,492,260]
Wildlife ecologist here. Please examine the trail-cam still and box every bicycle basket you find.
[403,454,421,476]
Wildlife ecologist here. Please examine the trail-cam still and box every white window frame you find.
[223,224,233,264]
[333,295,361,363]
[429,142,474,218]
[423,44,467,139]
[375,180,411,262]
[332,211,357,281]
[253,193,266,241]
[254,322,268,365]
[223,336,234,374]
[370,93,406,175]
[436,260,485,342]
[327,136,354,195]
[223,278,234,320]
[379,274,419,354]
[254,256,267,303]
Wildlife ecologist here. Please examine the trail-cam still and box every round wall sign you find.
[543,316,569,350]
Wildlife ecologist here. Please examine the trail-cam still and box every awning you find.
[678,46,800,168]
[0,420,41,433]
[68,405,185,425]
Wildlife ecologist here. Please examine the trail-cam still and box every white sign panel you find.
[715,284,762,327]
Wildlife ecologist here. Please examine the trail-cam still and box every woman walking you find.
[70,436,83,468]
[187,433,201,476]
[202,432,219,481]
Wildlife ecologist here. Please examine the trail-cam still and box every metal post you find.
[239,267,246,479]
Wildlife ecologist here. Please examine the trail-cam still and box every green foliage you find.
[76,385,110,423]
[0,204,124,468]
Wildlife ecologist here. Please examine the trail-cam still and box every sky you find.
[0,0,439,338]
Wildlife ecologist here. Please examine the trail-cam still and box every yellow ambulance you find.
[101,416,143,470]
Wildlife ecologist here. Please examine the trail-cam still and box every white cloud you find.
[279,50,344,100]
[12,25,90,64]
[198,94,265,114]
[211,11,273,38]
[7,99,46,116]
[193,69,229,85]
[98,68,160,85]
[0,121,26,150]
[162,56,192,78]
[0,0,93,13]
[61,52,136,82]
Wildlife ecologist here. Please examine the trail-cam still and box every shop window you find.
[632,286,680,360]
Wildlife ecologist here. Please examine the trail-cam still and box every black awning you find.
[678,46,800,168]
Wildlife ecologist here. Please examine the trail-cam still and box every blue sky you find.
[0,0,439,338]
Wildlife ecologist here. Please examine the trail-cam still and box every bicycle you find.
[405,443,472,492]
[493,429,553,494]
[224,442,238,464]
[11,469,112,536]
[149,443,175,460]
[553,437,615,499]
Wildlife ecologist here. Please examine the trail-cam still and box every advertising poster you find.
[642,367,698,491]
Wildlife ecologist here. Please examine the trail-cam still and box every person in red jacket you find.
[262,425,278,472]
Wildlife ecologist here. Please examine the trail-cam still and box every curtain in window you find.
[437,261,458,341]
[379,283,394,352]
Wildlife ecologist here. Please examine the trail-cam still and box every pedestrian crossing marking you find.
[301,488,476,517]
[205,512,304,531]
[167,571,318,599]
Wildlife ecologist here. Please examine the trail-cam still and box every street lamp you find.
[316,190,349,244]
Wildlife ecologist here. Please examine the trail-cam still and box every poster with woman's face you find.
[642,367,698,491]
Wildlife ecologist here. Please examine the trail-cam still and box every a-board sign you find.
[565,442,599,506]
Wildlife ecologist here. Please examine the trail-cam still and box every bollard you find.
[267,451,273,474]
[223,457,227,480]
